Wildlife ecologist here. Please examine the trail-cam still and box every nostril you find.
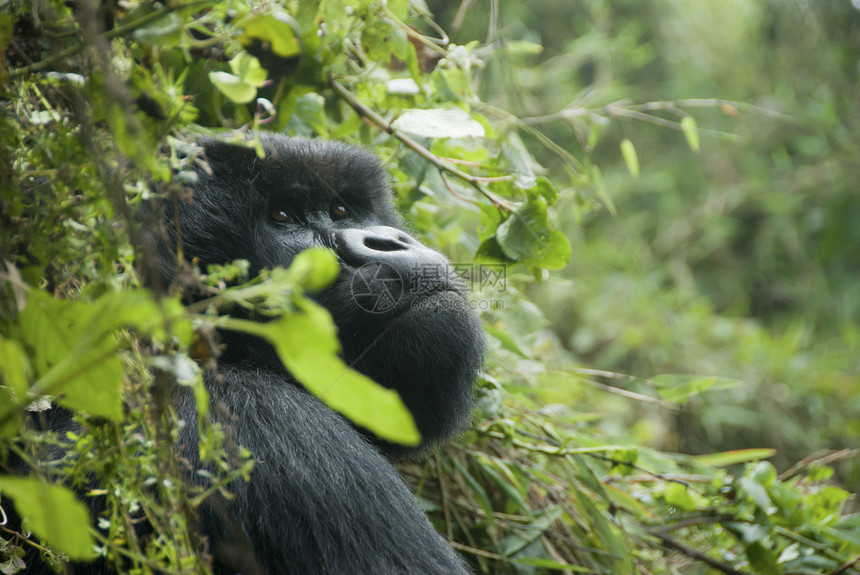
[364,236,405,252]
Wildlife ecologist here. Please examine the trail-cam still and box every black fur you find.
[162,134,483,574]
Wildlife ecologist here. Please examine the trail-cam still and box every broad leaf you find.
[392,108,485,139]
[0,477,96,560]
[240,11,301,58]
[693,448,777,467]
[496,195,571,270]
[209,53,268,104]
[19,290,189,420]
[0,336,30,398]
[221,300,421,446]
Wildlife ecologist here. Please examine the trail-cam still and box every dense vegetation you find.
[1,1,858,573]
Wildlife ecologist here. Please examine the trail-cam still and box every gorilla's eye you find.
[330,203,349,221]
[271,208,296,224]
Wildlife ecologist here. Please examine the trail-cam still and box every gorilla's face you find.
[163,134,484,452]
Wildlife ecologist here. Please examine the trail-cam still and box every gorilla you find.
[11,134,483,574]
[156,134,484,574]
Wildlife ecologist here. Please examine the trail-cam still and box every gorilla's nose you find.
[333,226,449,270]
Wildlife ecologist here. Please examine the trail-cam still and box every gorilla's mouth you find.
[344,260,469,318]
[403,287,471,315]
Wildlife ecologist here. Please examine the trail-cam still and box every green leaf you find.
[500,507,562,556]
[221,300,421,446]
[475,236,511,263]
[330,108,363,139]
[514,558,590,572]
[496,196,571,270]
[739,476,776,514]
[652,374,742,403]
[484,324,528,358]
[391,108,485,139]
[664,482,699,511]
[230,52,268,86]
[281,248,339,292]
[19,289,188,420]
[745,542,782,575]
[0,477,96,560]
[36,338,124,419]
[209,71,257,104]
[18,290,76,376]
[681,116,701,152]
[133,12,183,46]
[0,335,24,435]
[405,42,422,86]
[449,457,495,527]
[474,456,529,514]
[729,521,770,544]
[387,0,408,19]
[604,483,656,521]
[807,465,834,482]
[749,461,778,487]
[18,292,122,419]
[609,447,638,474]
[503,40,544,56]
[574,489,635,574]
[83,290,191,345]
[294,93,329,137]
[0,336,30,399]
[693,448,777,467]
[240,11,301,58]
[209,53,269,104]
[588,163,616,215]
[620,138,639,178]
[532,177,559,204]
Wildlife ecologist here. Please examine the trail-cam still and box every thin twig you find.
[778,448,860,481]
[546,367,676,409]
[327,76,515,211]
[523,98,789,126]
[650,530,754,575]
[510,428,692,487]
[630,98,790,120]
[604,104,738,140]
[831,554,860,575]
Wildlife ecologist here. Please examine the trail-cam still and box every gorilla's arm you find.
[176,367,469,575]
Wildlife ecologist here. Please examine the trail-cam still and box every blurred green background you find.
[432,0,860,483]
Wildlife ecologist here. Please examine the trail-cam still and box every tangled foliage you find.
[0,1,858,574]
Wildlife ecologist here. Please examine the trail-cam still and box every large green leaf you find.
[240,11,301,58]
[391,108,485,139]
[651,374,743,403]
[693,448,777,467]
[18,290,189,420]
[278,248,340,292]
[221,299,421,446]
[209,53,269,104]
[0,336,29,436]
[496,195,571,270]
[133,12,183,46]
[0,336,30,399]
[0,477,96,560]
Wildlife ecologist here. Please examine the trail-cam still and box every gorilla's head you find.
[156,134,484,452]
